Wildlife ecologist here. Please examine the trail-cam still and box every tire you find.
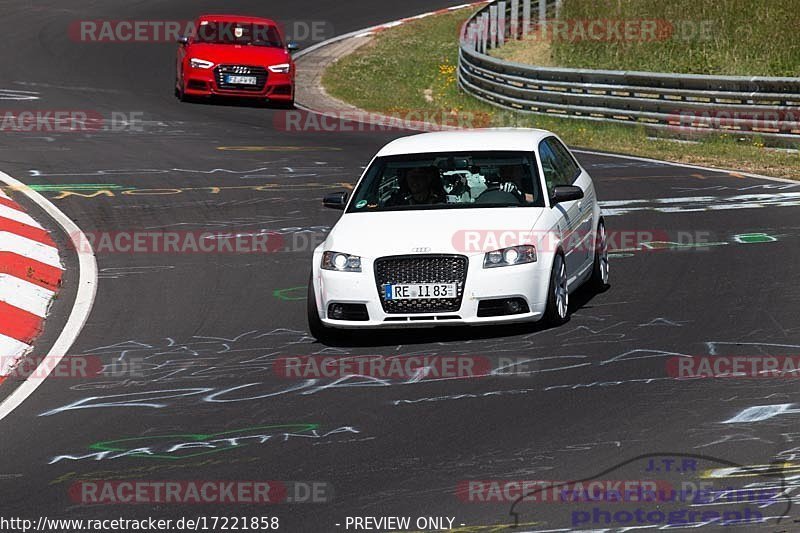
[175,69,191,103]
[307,274,338,343]
[589,220,610,292]
[543,252,570,326]
[175,79,187,102]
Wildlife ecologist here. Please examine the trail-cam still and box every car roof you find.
[196,14,278,26]
[375,128,555,157]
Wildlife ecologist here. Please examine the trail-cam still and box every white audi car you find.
[308,129,608,341]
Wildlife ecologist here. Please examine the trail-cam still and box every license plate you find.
[384,283,456,300]
[225,75,257,85]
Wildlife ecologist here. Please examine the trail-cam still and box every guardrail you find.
[458,0,800,142]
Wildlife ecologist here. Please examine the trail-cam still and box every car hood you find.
[324,208,546,258]
[187,43,289,66]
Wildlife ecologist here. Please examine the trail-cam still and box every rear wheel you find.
[589,220,610,291]
[543,252,569,326]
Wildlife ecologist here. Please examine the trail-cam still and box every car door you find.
[538,138,583,282]
[548,137,594,274]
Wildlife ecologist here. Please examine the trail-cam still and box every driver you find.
[498,164,536,203]
[387,166,445,206]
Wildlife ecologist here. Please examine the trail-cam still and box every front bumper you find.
[183,66,294,101]
[311,253,553,329]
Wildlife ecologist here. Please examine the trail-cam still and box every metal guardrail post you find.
[538,0,547,33]
[522,0,531,37]
[489,5,498,49]
[510,0,519,39]
[498,1,506,47]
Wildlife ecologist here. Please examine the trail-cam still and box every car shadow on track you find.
[179,95,293,109]
[317,284,611,348]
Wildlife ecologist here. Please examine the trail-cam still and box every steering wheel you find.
[474,187,522,205]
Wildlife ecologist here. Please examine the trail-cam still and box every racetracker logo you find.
[70,231,285,254]
[457,480,674,503]
[273,110,493,133]
[520,19,675,42]
[451,229,668,253]
[69,480,331,504]
[2,355,101,379]
[667,356,800,378]
[2,355,144,379]
[69,20,333,43]
[0,110,143,133]
[0,110,101,133]
[668,109,800,133]
[273,355,492,379]
[471,18,714,43]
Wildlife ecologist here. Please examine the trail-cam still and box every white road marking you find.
[0,232,62,268]
[573,149,799,185]
[0,171,97,422]
[600,191,800,216]
[0,89,39,101]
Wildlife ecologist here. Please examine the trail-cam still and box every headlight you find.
[190,58,214,69]
[322,251,362,272]
[483,245,536,268]
[268,63,291,73]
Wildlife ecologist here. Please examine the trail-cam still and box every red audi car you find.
[175,14,298,107]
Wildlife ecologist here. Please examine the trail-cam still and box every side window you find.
[538,140,569,195]
[548,138,581,184]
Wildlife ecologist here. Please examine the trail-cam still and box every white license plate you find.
[226,75,258,85]
[384,283,456,300]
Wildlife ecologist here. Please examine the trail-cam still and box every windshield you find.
[347,151,544,212]
[194,22,283,47]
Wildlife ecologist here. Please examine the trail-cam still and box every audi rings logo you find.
[232,66,251,74]
[411,247,432,253]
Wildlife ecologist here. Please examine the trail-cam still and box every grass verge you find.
[322,7,799,179]
[492,0,800,77]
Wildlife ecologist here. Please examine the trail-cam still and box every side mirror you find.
[177,36,189,46]
[323,192,348,210]
[287,41,300,52]
[550,185,584,206]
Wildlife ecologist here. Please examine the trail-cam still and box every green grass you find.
[323,7,800,179]
[540,0,800,76]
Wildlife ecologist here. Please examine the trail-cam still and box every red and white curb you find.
[293,2,490,63]
[0,186,63,382]
[0,172,95,420]
[353,2,490,37]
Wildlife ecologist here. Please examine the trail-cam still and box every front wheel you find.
[175,69,191,102]
[307,275,339,343]
[543,253,569,326]
[589,220,610,292]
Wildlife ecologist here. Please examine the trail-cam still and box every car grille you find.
[374,255,468,314]
[214,65,268,91]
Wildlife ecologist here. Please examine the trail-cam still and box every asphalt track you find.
[1,1,799,532]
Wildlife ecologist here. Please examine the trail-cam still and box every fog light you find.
[330,304,344,319]
[506,299,522,314]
